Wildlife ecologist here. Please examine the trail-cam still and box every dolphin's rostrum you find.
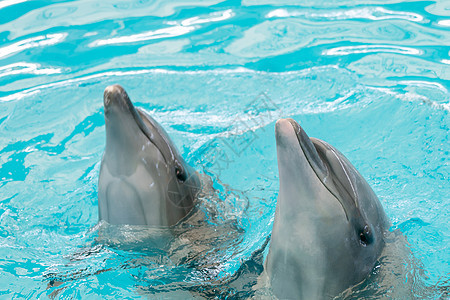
[98,84,201,226]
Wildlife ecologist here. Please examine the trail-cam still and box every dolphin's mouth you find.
[285,118,374,245]
[278,118,375,246]
[286,118,358,222]
[286,119,329,181]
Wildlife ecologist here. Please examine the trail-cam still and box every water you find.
[0,0,449,298]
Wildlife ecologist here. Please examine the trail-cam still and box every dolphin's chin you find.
[98,159,171,226]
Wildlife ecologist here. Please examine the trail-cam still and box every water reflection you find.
[266,7,424,22]
[324,44,422,56]
[437,20,450,26]
[179,9,234,26]
[226,17,431,59]
[0,0,27,10]
[0,69,157,102]
[0,0,224,39]
[89,25,195,47]
[0,62,61,78]
[0,33,67,59]
[89,9,234,47]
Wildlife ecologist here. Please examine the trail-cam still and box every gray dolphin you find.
[98,84,201,226]
[263,118,391,299]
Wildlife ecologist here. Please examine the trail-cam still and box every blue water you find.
[0,0,449,298]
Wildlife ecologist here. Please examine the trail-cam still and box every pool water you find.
[0,0,449,298]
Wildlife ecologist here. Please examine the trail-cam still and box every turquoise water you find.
[0,0,449,298]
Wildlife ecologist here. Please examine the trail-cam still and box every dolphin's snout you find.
[276,118,328,177]
[275,118,295,138]
[275,118,301,149]
[103,84,126,108]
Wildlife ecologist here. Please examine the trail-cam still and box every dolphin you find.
[263,118,391,299]
[98,84,201,226]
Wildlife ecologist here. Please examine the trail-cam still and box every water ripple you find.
[324,45,422,56]
[226,18,443,58]
[244,0,427,7]
[0,33,67,59]
[0,67,329,102]
[437,20,450,26]
[178,9,234,26]
[89,25,196,47]
[425,1,450,17]
[348,53,450,83]
[0,62,61,78]
[89,9,234,47]
[0,0,224,40]
[0,0,27,10]
[267,7,424,22]
[0,69,160,102]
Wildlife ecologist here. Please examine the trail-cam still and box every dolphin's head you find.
[266,118,389,299]
[98,85,200,226]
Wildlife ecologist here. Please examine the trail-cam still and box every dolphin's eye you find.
[175,165,187,182]
[359,225,373,247]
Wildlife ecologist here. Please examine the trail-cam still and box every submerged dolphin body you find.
[98,85,201,226]
[264,118,391,299]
